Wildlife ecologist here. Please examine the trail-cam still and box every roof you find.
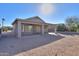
[12,16,46,25]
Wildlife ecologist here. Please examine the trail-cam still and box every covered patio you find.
[12,16,48,38]
[20,22,48,36]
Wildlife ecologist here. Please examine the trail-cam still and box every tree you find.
[2,26,13,32]
[65,16,79,32]
[2,18,5,32]
[57,23,67,32]
[0,24,1,34]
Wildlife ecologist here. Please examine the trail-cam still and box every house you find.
[12,16,57,38]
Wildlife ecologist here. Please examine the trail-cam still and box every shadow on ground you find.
[0,32,64,56]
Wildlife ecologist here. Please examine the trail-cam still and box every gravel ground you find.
[0,32,63,56]
[1,32,79,56]
[16,33,79,56]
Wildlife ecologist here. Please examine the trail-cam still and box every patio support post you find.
[42,24,44,35]
[23,24,24,32]
[55,25,57,34]
[17,21,21,39]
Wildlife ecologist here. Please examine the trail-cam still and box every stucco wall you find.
[21,24,48,36]
[48,24,57,32]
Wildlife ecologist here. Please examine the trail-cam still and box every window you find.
[24,25,32,32]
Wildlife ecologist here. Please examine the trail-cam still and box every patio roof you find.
[12,16,46,25]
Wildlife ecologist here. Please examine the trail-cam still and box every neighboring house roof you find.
[12,16,46,25]
[46,23,57,25]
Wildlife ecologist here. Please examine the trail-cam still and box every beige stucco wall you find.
[32,25,41,33]
[21,23,48,35]
[21,24,42,34]
[48,24,57,32]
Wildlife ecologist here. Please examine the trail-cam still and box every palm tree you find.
[2,18,5,32]
[0,24,1,34]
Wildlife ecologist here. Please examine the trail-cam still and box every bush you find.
[65,16,79,32]
[57,24,67,32]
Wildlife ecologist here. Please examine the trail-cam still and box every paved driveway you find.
[0,32,64,56]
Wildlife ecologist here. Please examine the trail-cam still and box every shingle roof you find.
[12,16,46,25]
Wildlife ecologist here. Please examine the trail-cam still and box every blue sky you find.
[0,3,79,26]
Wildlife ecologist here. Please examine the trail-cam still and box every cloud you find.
[38,4,55,16]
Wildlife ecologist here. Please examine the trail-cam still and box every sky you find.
[0,3,79,26]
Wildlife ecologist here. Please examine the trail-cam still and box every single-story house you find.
[12,16,57,38]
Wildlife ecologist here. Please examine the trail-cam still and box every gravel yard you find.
[16,33,79,56]
[0,32,63,56]
[1,32,79,56]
